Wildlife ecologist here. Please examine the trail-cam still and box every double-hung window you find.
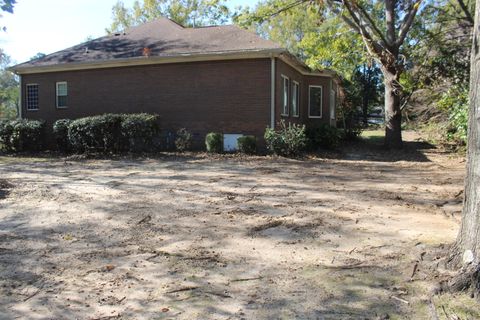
[26,84,39,111]
[291,81,300,117]
[308,85,323,118]
[56,82,68,108]
[281,75,289,116]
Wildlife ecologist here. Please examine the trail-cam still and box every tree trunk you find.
[443,0,480,296]
[383,67,403,149]
[452,0,480,268]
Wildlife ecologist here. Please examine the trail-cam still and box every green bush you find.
[237,135,257,154]
[68,114,124,153]
[68,113,159,153]
[0,119,45,152]
[205,132,223,153]
[175,128,193,152]
[307,124,342,150]
[264,120,307,156]
[437,86,468,145]
[53,119,72,152]
[0,120,14,151]
[121,113,159,152]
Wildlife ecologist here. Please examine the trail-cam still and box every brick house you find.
[10,18,339,150]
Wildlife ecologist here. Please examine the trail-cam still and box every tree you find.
[107,0,230,33]
[0,50,18,119]
[236,1,422,148]
[446,0,480,295]
[0,0,16,31]
[322,0,423,148]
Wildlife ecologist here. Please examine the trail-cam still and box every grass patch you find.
[360,129,384,145]
[433,292,480,319]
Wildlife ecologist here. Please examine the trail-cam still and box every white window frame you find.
[308,85,323,119]
[25,83,39,111]
[56,81,68,109]
[281,75,289,116]
[292,81,300,117]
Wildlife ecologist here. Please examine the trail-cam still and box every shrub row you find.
[0,116,347,157]
[55,113,159,153]
[0,119,45,152]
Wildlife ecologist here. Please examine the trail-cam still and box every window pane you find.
[292,83,299,116]
[309,86,322,117]
[56,82,68,108]
[283,77,289,115]
[57,95,67,107]
[57,83,67,96]
[26,84,39,110]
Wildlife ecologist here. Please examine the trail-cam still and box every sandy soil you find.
[0,131,469,319]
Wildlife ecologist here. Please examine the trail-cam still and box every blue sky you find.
[1,0,259,64]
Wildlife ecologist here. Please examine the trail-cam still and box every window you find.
[56,82,68,108]
[330,89,336,120]
[291,81,300,117]
[281,75,289,116]
[309,85,323,118]
[26,84,39,111]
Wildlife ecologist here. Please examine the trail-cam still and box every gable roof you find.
[10,18,335,78]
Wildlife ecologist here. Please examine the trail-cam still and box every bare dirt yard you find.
[0,130,477,319]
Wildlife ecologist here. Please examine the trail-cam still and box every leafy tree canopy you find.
[0,50,18,119]
[107,0,230,33]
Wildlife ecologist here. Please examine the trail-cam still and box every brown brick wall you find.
[21,58,272,149]
[274,59,332,128]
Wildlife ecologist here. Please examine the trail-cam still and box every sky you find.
[0,0,259,64]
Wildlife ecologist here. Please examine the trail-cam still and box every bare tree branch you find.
[455,0,474,25]
[385,0,396,46]
[354,1,391,47]
[396,1,422,47]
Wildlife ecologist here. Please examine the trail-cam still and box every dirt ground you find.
[0,131,475,319]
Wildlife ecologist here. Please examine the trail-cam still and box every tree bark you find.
[383,67,403,149]
[453,0,480,266]
[445,0,480,296]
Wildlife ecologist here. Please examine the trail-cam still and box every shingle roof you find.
[14,18,284,69]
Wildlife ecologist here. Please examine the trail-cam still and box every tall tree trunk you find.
[453,0,480,268]
[383,67,403,149]
[444,0,480,296]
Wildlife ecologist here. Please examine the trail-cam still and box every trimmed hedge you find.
[237,135,257,154]
[264,120,307,157]
[53,119,72,152]
[205,132,223,153]
[120,113,159,152]
[0,119,45,152]
[175,128,192,152]
[67,113,159,153]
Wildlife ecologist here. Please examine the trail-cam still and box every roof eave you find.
[10,48,286,75]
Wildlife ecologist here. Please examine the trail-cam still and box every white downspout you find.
[270,57,275,128]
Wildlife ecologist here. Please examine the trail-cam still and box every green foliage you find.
[52,119,72,152]
[68,114,124,153]
[307,124,341,150]
[205,132,222,153]
[107,0,230,33]
[0,50,18,120]
[120,113,159,152]
[0,119,13,150]
[437,86,469,144]
[68,113,159,153]
[264,120,307,157]
[237,135,257,154]
[175,127,192,152]
[0,119,44,152]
